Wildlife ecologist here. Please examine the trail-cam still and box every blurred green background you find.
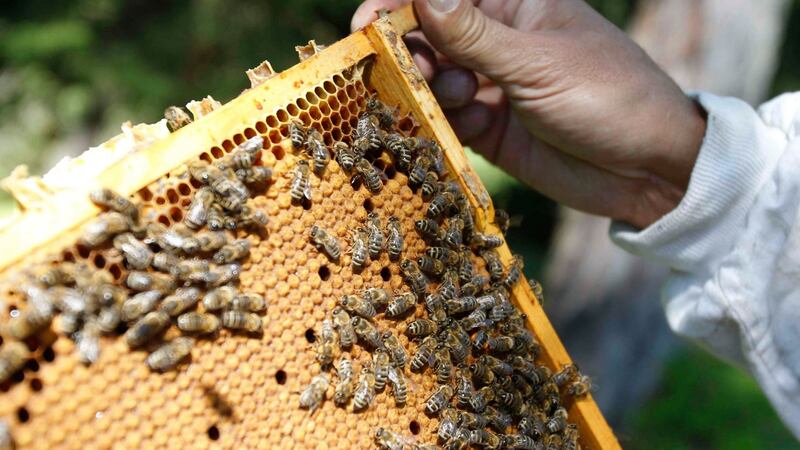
[1,1,799,448]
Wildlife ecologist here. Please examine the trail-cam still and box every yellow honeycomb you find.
[0,8,619,449]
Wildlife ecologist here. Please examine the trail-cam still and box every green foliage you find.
[625,347,800,450]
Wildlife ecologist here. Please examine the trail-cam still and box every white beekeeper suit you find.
[611,92,800,438]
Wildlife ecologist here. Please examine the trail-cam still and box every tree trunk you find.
[544,0,791,425]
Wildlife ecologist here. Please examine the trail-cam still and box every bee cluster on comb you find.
[290,96,592,449]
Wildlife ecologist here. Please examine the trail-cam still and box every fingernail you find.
[427,0,459,13]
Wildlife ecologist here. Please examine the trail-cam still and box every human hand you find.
[352,0,707,228]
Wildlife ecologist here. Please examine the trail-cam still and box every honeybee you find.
[206,263,242,287]
[125,271,176,293]
[470,429,502,449]
[498,388,523,414]
[385,292,416,319]
[159,287,201,317]
[205,165,250,204]
[365,96,395,127]
[76,318,101,364]
[50,286,90,316]
[423,248,458,269]
[552,364,579,388]
[221,310,262,333]
[354,158,383,194]
[399,259,429,299]
[352,114,381,154]
[98,304,122,333]
[236,204,269,230]
[195,231,228,252]
[368,349,389,392]
[527,278,544,305]
[353,365,376,411]
[441,330,468,364]
[362,287,389,310]
[289,120,308,149]
[177,312,220,334]
[119,290,161,322]
[184,187,215,229]
[503,254,524,288]
[518,413,547,439]
[213,239,250,264]
[489,302,514,323]
[0,341,29,384]
[546,407,569,433]
[348,228,369,271]
[316,319,336,367]
[90,188,140,223]
[309,225,340,262]
[4,306,52,340]
[469,358,495,386]
[207,203,225,231]
[202,285,236,311]
[410,335,437,372]
[444,296,478,316]
[80,212,131,247]
[164,105,192,131]
[145,223,198,255]
[420,172,439,201]
[459,210,475,243]
[431,345,452,384]
[374,427,412,450]
[113,232,153,270]
[487,335,515,354]
[230,292,267,312]
[236,165,273,187]
[307,129,330,174]
[417,255,445,278]
[171,258,210,282]
[331,306,355,349]
[351,316,382,348]
[217,149,254,172]
[424,384,454,416]
[470,233,503,250]
[408,154,432,188]
[34,263,75,287]
[405,318,437,338]
[365,212,384,260]
[382,132,412,170]
[146,337,194,372]
[484,405,512,434]
[385,365,408,407]
[385,216,403,261]
[334,142,356,173]
[427,192,456,220]
[493,208,510,234]
[339,294,376,319]
[479,249,504,282]
[290,159,313,204]
[334,372,355,407]
[125,311,171,348]
[567,374,592,397]
[414,219,441,243]
[444,217,464,248]
[237,135,265,155]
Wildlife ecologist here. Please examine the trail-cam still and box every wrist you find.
[629,94,707,228]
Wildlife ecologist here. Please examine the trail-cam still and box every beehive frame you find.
[0,6,620,449]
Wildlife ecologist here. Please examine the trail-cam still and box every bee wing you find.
[303,183,313,202]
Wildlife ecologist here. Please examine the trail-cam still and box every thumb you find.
[413,0,530,84]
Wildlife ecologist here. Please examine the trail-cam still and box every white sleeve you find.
[610,92,800,438]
